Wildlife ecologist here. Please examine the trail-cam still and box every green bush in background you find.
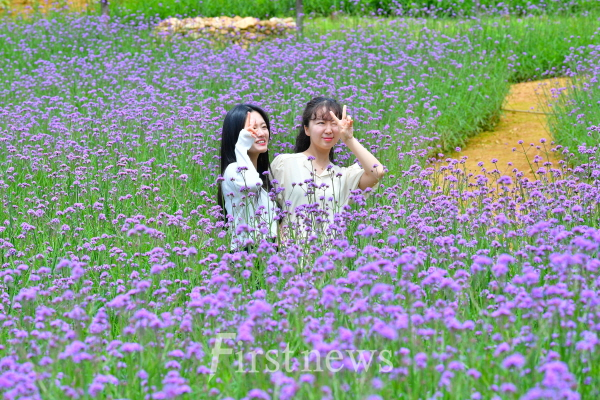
[104,0,599,20]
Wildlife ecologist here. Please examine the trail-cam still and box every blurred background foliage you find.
[3,0,599,19]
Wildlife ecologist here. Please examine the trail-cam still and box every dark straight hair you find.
[217,104,272,212]
[294,96,343,162]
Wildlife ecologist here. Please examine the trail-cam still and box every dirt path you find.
[448,78,568,179]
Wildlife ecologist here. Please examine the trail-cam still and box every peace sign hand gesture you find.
[330,105,354,144]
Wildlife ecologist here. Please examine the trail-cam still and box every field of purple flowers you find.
[0,11,599,400]
[546,39,600,165]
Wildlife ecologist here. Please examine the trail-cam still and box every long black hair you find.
[217,104,273,212]
[294,97,343,162]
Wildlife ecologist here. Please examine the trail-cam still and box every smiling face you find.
[246,111,270,157]
[304,107,341,152]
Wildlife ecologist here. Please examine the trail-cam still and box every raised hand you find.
[244,111,259,139]
[330,105,354,143]
[328,104,385,190]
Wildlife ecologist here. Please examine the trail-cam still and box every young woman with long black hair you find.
[218,104,279,250]
[271,97,385,233]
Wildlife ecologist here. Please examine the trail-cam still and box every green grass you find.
[417,14,600,82]
[86,0,600,20]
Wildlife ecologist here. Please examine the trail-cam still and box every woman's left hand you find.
[330,105,354,143]
[244,111,259,139]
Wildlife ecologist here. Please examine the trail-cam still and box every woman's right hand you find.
[330,105,354,143]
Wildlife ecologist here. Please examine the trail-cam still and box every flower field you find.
[0,9,600,400]
[545,41,600,165]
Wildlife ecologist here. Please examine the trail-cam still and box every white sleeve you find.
[343,163,366,192]
[223,129,263,193]
[270,154,287,203]
[270,155,283,186]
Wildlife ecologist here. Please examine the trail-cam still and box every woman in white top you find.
[218,104,279,251]
[271,97,385,236]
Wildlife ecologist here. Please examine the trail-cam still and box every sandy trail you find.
[447,78,568,178]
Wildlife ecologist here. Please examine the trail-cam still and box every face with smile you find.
[304,107,341,151]
[245,111,269,157]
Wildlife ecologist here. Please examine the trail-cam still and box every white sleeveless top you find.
[270,153,364,227]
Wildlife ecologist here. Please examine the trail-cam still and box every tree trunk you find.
[101,0,109,17]
[295,0,303,36]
